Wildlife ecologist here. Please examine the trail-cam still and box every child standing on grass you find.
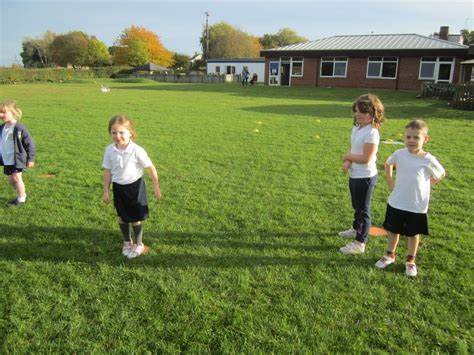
[102,115,161,258]
[339,94,384,255]
[375,119,445,276]
[0,100,36,207]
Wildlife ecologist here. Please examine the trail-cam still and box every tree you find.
[52,31,90,68]
[114,26,174,67]
[200,22,261,59]
[171,53,191,72]
[259,27,308,49]
[20,31,56,68]
[87,36,112,66]
[461,29,474,45]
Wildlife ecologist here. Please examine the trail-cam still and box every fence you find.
[421,82,474,110]
[115,73,240,84]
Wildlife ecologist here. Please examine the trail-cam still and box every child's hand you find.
[387,180,395,191]
[341,160,351,174]
[154,188,162,200]
[27,162,34,168]
[102,191,110,204]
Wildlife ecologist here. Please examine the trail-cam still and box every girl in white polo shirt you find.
[339,94,385,255]
[102,115,161,258]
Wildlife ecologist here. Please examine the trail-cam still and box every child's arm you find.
[146,164,161,200]
[341,160,352,174]
[431,172,446,186]
[343,143,377,164]
[385,160,395,191]
[103,169,112,203]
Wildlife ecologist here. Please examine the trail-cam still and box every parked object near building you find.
[260,27,473,91]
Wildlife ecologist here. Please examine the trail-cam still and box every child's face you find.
[354,108,373,127]
[110,123,132,148]
[405,127,429,154]
[0,109,15,124]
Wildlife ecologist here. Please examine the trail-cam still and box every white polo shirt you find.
[387,148,445,214]
[102,141,152,185]
[349,124,380,178]
[1,123,16,165]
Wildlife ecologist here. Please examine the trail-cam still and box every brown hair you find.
[352,94,384,129]
[405,119,428,134]
[108,114,137,140]
[0,100,22,120]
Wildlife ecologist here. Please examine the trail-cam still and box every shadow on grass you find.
[0,224,377,269]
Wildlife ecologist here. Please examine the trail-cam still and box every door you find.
[281,63,290,86]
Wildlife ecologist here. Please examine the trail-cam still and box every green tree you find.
[200,22,261,59]
[259,27,307,49]
[20,31,56,68]
[461,29,474,45]
[52,31,90,68]
[87,36,112,66]
[171,53,191,72]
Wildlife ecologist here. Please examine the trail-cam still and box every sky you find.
[1,0,473,67]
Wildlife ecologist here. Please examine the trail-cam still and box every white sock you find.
[17,195,26,203]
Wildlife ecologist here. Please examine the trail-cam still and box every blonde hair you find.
[0,100,22,120]
[108,114,137,140]
[352,94,384,129]
[405,119,428,135]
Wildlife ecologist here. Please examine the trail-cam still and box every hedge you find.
[0,67,131,84]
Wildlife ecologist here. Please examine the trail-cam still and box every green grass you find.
[1,80,473,352]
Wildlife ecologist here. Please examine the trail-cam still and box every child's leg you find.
[131,221,143,245]
[8,172,26,201]
[407,234,420,262]
[117,216,131,242]
[387,231,400,258]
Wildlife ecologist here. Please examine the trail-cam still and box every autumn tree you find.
[259,27,307,49]
[20,31,56,68]
[171,53,191,72]
[113,26,174,67]
[200,22,261,59]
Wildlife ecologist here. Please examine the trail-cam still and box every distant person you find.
[250,73,258,85]
[241,68,249,85]
[339,94,385,254]
[375,119,445,276]
[102,115,161,258]
[0,100,36,207]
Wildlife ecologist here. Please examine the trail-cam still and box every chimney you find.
[439,26,449,41]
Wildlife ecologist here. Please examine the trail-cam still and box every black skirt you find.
[113,177,149,223]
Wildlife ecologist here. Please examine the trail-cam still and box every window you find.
[321,57,348,77]
[226,66,236,75]
[367,57,398,79]
[269,61,279,85]
[215,66,220,74]
[419,57,454,82]
[291,57,303,76]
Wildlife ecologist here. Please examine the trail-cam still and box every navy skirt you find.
[113,177,149,223]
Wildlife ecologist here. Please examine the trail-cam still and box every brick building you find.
[260,32,472,91]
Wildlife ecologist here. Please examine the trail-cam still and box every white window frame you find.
[366,57,398,79]
[291,57,304,77]
[419,57,455,83]
[320,57,348,78]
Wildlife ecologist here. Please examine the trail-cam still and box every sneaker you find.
[338,227,357,238]
[5,198,25,208]
[122,242,133,257]
[405,262,418,277]
[340,241,365,255]
[127,243,145,259]
[375,255,395,269]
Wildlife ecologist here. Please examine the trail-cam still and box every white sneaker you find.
[338,227,357,238]
[375,255,395,269]
[122,242,133,257]
[405,262,417,277]
[127,243,145,259]
[340,241,365,255]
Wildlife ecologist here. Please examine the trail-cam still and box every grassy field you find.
[1,79,473,352]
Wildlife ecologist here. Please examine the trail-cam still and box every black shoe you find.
[5,198,25,207]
